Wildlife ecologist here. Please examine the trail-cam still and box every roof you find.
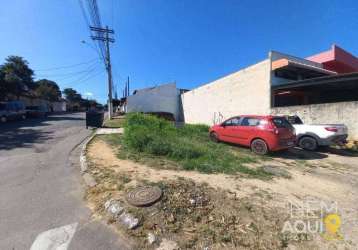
[132,82,177,95]
[272,58,337,75]
[225,115,287,120]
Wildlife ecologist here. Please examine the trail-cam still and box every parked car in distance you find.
[286,115,348,151]
[26,105,48,118]
[209,115,296,155]
[0,101,27,123]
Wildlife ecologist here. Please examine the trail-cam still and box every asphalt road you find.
[0,113,130,250]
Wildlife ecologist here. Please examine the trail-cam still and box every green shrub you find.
[121,113,268,177]
[123,113,175,152]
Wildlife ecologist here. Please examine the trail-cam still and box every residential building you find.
[181,45,358,140]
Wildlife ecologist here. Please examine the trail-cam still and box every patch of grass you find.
[99,134,122,146]
[103,117,126,128]
[107,113,270,178]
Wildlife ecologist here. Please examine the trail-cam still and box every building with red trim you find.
[307,44,358,74]
[182,44,358,139]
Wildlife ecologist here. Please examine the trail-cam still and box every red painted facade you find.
[307,44,358,73]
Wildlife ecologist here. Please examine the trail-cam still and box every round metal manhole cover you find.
[126,186,162,207]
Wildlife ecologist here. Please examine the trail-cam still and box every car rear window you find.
[272,117,293,129]
[0,103,6,110]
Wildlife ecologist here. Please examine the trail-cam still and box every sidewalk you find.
[95,128,123,135]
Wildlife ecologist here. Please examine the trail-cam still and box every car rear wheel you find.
[1,116,7,123]
[298,136,317,151]
[210,132,219,143]
[251,139,268,155]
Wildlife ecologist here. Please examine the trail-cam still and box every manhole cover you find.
[126,186,162,207]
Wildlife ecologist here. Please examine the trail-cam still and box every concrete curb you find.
[80,133,97,187]
[79,128,123,187]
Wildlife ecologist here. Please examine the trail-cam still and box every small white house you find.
[126,82,186,121]
[52,100,67,112]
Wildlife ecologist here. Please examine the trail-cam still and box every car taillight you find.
[325,127,338,132]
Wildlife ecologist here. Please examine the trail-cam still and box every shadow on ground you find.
[318,147,358,157]
[272,147,328,160]
[225,142,329,160]
[0,113,84,150]
[0,129,53,150]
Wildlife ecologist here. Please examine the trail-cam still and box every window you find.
[240,117,261,126]
[272,117,293,129]
[223,117,240,126]
[286,116,303,125]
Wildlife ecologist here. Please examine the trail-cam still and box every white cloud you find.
[84,92,93,97]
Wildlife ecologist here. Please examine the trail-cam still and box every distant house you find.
[126,82,188,121]
[52,99,67,112]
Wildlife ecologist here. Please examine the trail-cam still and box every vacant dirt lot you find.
[85,137,358,249]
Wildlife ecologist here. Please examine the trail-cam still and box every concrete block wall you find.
[127,83,182,121]
[181,59,271,125]
[271,101,358,140]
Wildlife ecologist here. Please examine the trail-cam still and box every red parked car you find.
[209,115,296,155]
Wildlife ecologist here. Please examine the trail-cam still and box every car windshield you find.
[287,116,303,124]
[272,117,294,129]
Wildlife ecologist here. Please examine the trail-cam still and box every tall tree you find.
[63,88,82,102]
[35,79,62,102]
[0,69,5,100]
[0,56,34,99]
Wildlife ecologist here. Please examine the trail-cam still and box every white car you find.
[286,116,348,151]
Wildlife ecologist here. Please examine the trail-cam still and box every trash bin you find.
[86,111,104,129]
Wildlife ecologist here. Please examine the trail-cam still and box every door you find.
[219,117,241,144]
[271,117,295,140]
[235,117,262,146]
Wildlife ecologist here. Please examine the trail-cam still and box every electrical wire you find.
[35,60,100,78]
[78,0,106,64]
[61,67,105,87]
[34,58,99,71]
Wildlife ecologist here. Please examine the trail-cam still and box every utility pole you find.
[90,25,115,119]
[127,76,130,96]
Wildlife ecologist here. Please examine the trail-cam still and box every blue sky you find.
[1,0,358,104]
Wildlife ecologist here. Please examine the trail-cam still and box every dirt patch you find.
[87,139,354,205]
[85,137,358,249]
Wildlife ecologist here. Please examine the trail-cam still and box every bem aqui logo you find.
[281,199,343,241]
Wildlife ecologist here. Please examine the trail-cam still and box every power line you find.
[78,0,106,64]
[35,61,100,78]
[61,67,105,87]
[34,58,99,71]
[78,0,116,119]
[39,65,101,83]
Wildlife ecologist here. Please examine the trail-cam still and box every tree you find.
[0,56,34,99]
[0,69,6,100]
[63,88,82,102]
[34,79,62,102]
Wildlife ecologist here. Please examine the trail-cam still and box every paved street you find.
[0,113,130,250]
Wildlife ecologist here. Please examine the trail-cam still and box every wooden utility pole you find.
[127,76,130,96]
[90,26,115,119]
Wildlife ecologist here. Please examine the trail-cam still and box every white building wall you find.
[126,83,181,121]
[181,59,271,125]
[53,101,67,112]
[271,101,358,140]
